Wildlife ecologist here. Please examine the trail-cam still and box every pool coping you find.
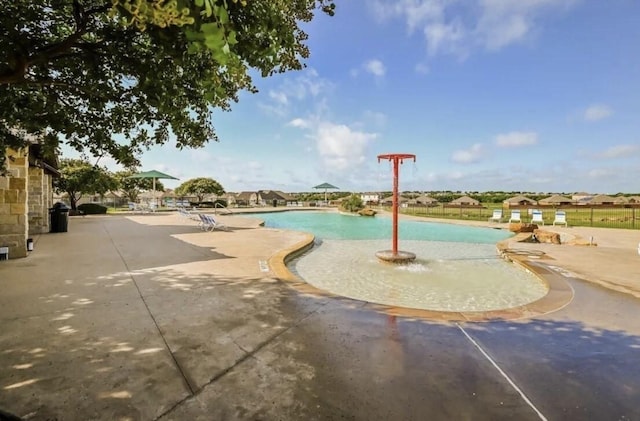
[267,229,574,323]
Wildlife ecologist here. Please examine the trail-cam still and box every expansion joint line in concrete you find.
[456,324,547,421]
[154,300,331,420]
[102,223,196,396]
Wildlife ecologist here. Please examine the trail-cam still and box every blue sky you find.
[68,0,640,194]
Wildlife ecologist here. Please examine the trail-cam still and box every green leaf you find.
[218,7,229,25]
[227,30,237,45]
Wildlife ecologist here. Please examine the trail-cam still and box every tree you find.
[54,158,117,209]
[340,194,364,213]
[175,177,224,203]
[0,0,336,172]
[114,169,164,203]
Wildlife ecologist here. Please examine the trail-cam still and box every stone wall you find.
[28,166,50,235]
[0,147,28,258]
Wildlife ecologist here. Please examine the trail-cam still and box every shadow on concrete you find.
[461,318,640,420]
[0,267,308,420]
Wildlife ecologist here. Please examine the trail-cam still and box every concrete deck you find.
[1,211,639,420]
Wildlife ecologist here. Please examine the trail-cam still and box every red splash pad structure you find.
[376,153,417,264]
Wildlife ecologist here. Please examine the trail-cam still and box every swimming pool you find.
[257,211,548,312]
[255,210,511,243]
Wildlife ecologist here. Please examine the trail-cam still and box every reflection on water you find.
[291,240,548,312]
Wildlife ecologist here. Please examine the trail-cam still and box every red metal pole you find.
[392,157,399,255]
[377,153,416,258]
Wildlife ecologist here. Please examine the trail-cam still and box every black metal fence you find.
[383,204,640,230]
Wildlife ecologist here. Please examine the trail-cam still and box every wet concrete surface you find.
[0,213,639,420]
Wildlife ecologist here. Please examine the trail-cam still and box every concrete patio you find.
[0,212,639,420]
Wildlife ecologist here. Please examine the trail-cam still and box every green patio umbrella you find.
[313,182,339,204]
[127,170,178,207]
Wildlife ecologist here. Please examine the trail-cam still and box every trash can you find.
[49,202,70,233]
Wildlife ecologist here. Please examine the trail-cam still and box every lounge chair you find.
[553,210,568,226]
[508,209,521,223]
[531,209,544,225]
[128,202,149,214]
[178,207,199,221]
[198,213,227,231]
[488,209,503,222]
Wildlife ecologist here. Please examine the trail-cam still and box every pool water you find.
[257,211,548,312]
[256,211,511,243]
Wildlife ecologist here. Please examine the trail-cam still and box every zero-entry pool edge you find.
[263,215,574,322]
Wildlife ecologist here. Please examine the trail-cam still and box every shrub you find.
[77,203,108,214]
[340,194,364,213]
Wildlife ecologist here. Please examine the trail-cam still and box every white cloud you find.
[584,104,613,121]
[258,68,331,117]
[424,19,466,56]
[372,0,446,33]
[494,131,538,147]
[268,90,288,105]
[370,0,577,59]
[316,123,378,171]
[596,144,640,159]
[474,0,576,51]
[289,117,378,172]
[288,118,311,129]
[451,143,483,163]
[364,59,386,77]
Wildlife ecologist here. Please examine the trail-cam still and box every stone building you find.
[1,144,59,259]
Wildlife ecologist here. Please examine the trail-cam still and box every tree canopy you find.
[0,0,336,172]
[175,176,224,202]
[54,158,117,209]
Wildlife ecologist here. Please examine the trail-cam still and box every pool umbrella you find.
[313,182,339,204]
[127,170,178,207]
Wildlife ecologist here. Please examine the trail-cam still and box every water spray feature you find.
[375,153,417,264]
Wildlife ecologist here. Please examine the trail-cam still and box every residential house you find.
[410,194,439,206]
[503,195,537,207]
[538,194,574,206]
[230,190,297,207]
[360,192,380,205]
[449,195,480,206]
[258,190,296,207]
[587,194,617,205]
[572,192,593,204]
[380,195,409,206]
[233,191,259,207]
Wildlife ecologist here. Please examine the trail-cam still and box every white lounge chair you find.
[178,207,199,221]
[488,209,503,222]
[198,213,227,231]
[508,209,521,223]
[129,202,149,214]
[553,210,568,226]
[531,209,544,225]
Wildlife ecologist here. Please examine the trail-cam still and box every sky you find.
[65,0,640,194]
